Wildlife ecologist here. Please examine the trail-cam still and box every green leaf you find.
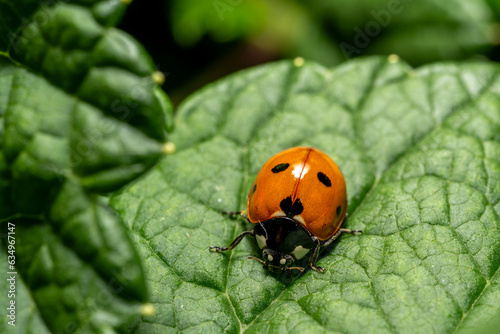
[0,239,50,334]
[166,0,495,68]
[169,0,267,46]
[0,0,172,332]
[1,220,143,333]
[318,0,494,64]
[111,56,500,333]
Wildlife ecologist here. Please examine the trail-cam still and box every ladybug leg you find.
[209,230,254,252]
[322,228,363,247]
[308,238,325,272]
[340,228,363,235]
[309,228,363,272]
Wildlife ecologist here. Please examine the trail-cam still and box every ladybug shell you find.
[247,147,347,241]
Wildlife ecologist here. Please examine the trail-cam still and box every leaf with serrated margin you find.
[0,0,172,332]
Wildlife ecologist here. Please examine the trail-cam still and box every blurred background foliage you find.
[119,0,500,106]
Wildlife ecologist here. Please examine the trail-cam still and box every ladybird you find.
[209,147,362,273]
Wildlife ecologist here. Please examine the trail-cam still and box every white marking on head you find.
[280,258,286,265]
[291,245,310,260]
[267,254,274,262]
[255,234,267,249]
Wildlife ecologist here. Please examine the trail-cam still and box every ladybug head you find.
[261,248,296,273]
[251,217,316,273]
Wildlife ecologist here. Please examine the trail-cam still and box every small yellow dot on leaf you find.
[293,57,305,67]
[388,54,399,63]
[163,142,176,155]
[152,71,165,85]
[142,303,155,316]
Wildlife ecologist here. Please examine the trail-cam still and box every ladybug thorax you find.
[253,217,316,272]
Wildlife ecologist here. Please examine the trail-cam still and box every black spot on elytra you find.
[290,198,304,216]
[336,206,342,217]
[272,163,290,173]
[280,196,304,217]
[252,184,257,194]
[280,196,292,214]
[317,172,331,187]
